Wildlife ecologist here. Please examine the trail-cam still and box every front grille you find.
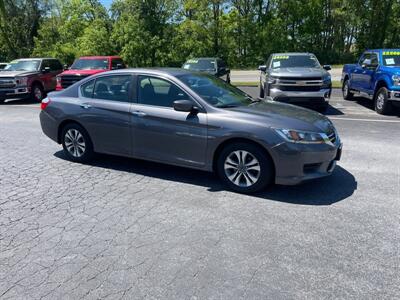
[61,74,89,89]
[275,85,321,92]
[277,76,322,81]
[0,78,15,88]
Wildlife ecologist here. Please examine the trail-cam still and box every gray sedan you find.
[40,68,342,193]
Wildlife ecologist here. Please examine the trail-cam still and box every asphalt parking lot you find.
[1,89,399,299]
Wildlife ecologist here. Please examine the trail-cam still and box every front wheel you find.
[61,123,94,163]
[342,79,353,100]
[374,87,393,115]
[217,143,274,193]
[31,84,44,102]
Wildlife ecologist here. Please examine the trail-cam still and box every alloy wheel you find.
[34,87,43,101]
[224,150,261,187]
[64,129,86,158]
[376,93,385,110]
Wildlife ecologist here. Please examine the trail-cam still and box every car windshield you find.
[270,55,320,69]
[4,60,41,71]
[178,74,254,108]
[183,59,216,72]
[70,58,109,70]
[382,51,400,66]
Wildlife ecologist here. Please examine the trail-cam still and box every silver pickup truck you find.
[258,53,332,111]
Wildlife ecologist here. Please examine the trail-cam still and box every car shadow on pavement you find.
[352,97,400,117]
[1,98,37,105]
[55,151,357,206]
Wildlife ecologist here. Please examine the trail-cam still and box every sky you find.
[100,0,113,10]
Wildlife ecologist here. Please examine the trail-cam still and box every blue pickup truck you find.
[342,49,400,114]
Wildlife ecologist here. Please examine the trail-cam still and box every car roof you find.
[78,56,122,59]
[11,58,58,61]
[186,57,219,61]
[367,49,400,52]
[94,68,197,77]
[271,52,314,56]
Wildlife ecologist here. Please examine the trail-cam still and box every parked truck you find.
[0,58,63,102]
[342,49,400,115]
[56,56,126,90]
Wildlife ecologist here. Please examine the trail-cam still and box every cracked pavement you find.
[0,92,399,299]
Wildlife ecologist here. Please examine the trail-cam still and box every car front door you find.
[352,53,370,91]
[359,52,378,94]
[77,74,133,156]
[131,75,208,168]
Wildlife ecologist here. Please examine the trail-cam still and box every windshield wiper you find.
[217,104,239,108]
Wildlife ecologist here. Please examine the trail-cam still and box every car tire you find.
[342,79,353,100]
[31,84,45,102]
[374,87,393,115]
[61,123,94,163]
[259,82,265,99]
[217,142,274,193]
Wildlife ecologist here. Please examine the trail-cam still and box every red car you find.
[56,56,126,90]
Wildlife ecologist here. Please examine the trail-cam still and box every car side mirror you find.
[173,100,197,113]
[323,65,331,71]
[63,64,69,70]
[258,65,267,72]
[42,67,51,73]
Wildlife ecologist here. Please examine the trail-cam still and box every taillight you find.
[41,97,51,110]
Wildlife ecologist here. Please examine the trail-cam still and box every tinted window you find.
[111,59,125,70]
[370,53,379,66]
[270,55,320,69]
[41,60,50,70]
[93,75,131,102]
[81,80,95,98]
[359,53,371,65]
[50,60,63,71]
[178,74,253,108]
[183,59,216,71]
[138,76,188,107]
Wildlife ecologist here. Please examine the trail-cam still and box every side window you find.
[360,53,371,65]
[93,75,132,102]
[81,80,95,98]
[138,76,188,107]
[111,59,125,70]
[50,60,63,71]
[41,60,50,71]
[370,53,379,67]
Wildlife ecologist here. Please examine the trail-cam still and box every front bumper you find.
[388,90,400,101]
[270,140,342,185]
[269,87,331,104]
[0,87,30,100]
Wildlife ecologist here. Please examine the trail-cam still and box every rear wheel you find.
[217,142,274,193]
[342,79,353,100]
[374,87,393,115]
[31,84,44,102]
[61,123,94,163]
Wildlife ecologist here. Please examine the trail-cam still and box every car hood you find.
[0,70,39,77]
[270,67,328,78]
[380,66,400,76]
[60,69,106,76]
[229,101,334,134]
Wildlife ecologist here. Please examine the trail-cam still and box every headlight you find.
[15,76,28,86]
[275,129,329,144]
[392,75,400,86]
[267,76,278,84]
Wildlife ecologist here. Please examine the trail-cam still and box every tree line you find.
[1,0,399,68]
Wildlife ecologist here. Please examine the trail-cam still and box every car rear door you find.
[77,74,133,156]
[130,74,208,168]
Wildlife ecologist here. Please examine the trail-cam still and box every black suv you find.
[182,58,231,83]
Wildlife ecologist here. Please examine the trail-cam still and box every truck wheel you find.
[217,142,274,193]
[342,79,353,100]
[374,87,393,115]
[31,84,44,102]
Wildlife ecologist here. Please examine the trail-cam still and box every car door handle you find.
[80,103,92,109]
[131,110,146,117]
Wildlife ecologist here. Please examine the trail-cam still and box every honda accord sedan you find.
[40,68,342,193]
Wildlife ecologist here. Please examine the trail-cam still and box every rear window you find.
[183,59,216,71]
